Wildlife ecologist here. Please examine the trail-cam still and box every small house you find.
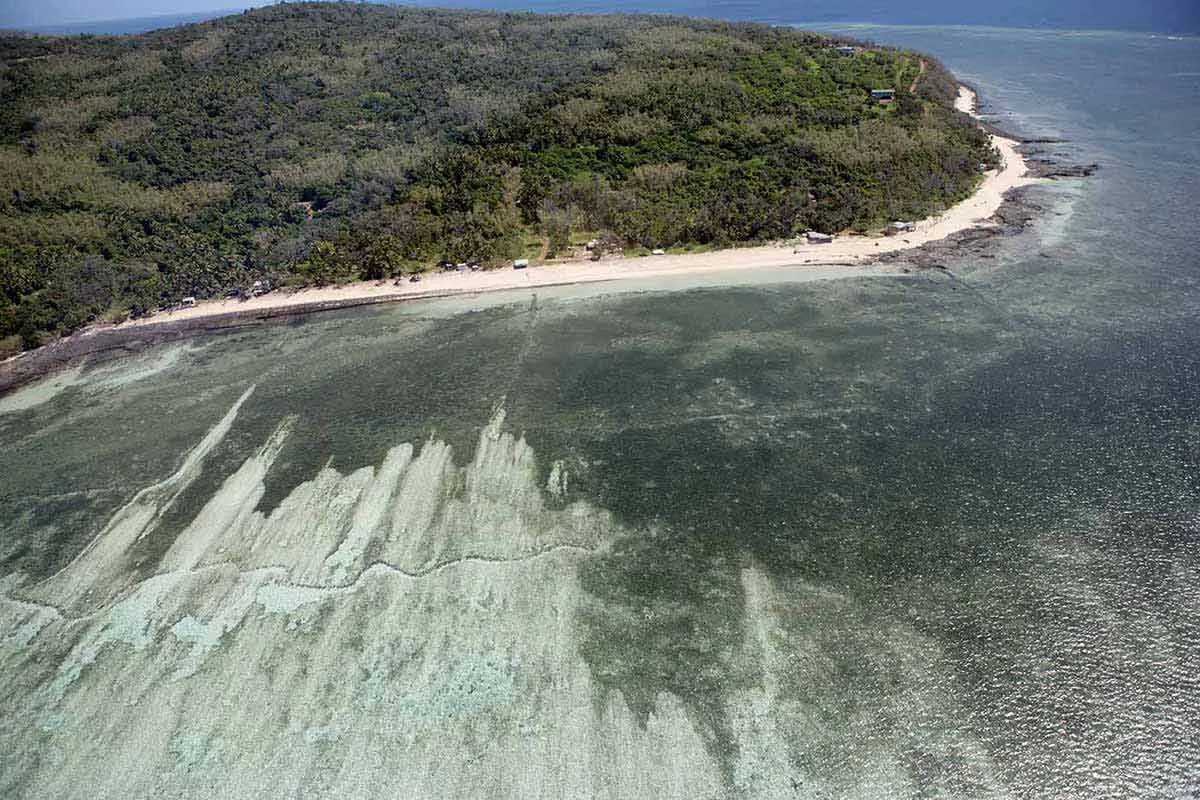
[870,89,896,103]
[886,221,916,236]
[805,231,833,244]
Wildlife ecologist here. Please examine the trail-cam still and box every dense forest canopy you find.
[0,2,993,349]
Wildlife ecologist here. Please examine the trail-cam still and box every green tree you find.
[299,240,351,286]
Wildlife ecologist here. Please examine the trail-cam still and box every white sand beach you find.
[98,86,1035,332]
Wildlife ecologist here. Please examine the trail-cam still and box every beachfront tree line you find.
[0,2,994,349]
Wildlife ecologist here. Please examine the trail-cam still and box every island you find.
[1,2,1020,357]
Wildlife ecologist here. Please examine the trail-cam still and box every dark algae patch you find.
[578,524,748,768]
[504,281,1200,790]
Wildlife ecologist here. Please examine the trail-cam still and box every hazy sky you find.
[0,0,264,27]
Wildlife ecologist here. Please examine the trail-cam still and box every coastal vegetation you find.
[0,2,994,349]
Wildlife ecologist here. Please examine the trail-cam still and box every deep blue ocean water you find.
[1,5,1198,797]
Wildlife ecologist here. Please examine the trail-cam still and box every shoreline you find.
[1,85,1039,395]
[86,85,1033,333]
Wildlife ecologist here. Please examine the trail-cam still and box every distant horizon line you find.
[2,2,1196,37]
[1,6,252,32]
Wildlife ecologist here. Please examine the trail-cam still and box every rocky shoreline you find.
[879,133,1097,272]
[877,184,1045,270]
